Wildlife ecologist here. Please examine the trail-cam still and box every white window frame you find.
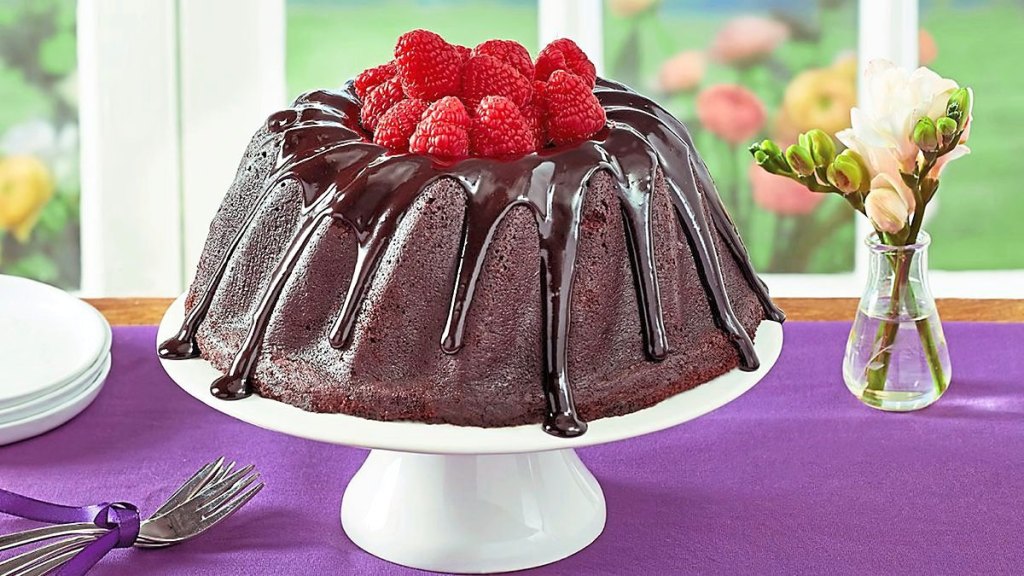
[77,0,284,296]
[78,0,183,296]
[76,0,1024,298]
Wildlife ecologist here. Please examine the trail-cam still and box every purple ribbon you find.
[0,488,139,575]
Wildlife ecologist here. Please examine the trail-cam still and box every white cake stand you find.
[157,296,782,573]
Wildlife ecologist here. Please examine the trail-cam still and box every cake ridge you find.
[159,78,784,438]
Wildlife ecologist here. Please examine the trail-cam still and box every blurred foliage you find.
[0,0,79,289]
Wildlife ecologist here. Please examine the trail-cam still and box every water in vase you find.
[844,301,951,411]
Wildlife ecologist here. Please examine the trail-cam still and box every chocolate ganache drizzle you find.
[158,77,785,438]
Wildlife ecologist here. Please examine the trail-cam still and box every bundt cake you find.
[159,32,784,438]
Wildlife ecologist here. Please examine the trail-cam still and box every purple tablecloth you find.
[2,322,1023,575]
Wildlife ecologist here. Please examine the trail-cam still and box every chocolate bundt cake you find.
[159,36,783,438]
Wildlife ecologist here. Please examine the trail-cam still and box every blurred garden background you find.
[0,0,1020,289]
[285,0,1024,274]
[0,0,79,289]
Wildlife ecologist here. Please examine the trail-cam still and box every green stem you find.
[864,250,910,393]
[863,164,947,397]
[910,283,947,394]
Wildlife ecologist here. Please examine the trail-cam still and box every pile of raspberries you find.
[355,30,606,160]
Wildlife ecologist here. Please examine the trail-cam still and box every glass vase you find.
[843,232,951,411]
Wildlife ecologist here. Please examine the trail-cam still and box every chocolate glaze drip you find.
[595,78,786,324]
[159,78,783,438]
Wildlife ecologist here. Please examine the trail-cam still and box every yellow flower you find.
[0,155,55,242]
[781,57,857,135]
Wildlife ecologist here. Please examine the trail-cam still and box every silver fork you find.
[0,462,263,576]
[134,464,262,546]
[0,457,227,553]
[0,458,263,576]
[6,470,262,576]
[0,536,98,576]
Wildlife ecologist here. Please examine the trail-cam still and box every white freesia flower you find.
[837,59,960,211]
[865,173,911,234]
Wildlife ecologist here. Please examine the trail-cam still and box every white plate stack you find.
[0,275,111,446]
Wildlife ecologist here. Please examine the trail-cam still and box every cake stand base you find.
[341,448,605,574]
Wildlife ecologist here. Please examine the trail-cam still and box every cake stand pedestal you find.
[157,296,782,573]
[342,448,604,573]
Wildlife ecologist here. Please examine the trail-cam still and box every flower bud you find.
[785,144,815,176]
[827,150,869,194]
[759,139,782,157]
[912,116,939,152]
[804,129,836,167]
[946,87,972,129]
[749,139,790,175]
[936,116,958,141]
[865,175,910,234]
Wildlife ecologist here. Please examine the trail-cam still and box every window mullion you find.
[78,0,184,296]
[538,0,604,74]
[854,0,919,286]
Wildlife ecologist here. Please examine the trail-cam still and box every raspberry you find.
[472,39,534,81]
[374,98,430,153]
[394,29,463,100]
[453,44,472,63]
[461,54,532,111]
[520,99,545,149]
[360,76,405,132]
[470,96,536,158]
[540,70,606,146]
[535,38,597,87]
[410,96,470,159]
[354,61,397,100]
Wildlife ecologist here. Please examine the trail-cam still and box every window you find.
[287,0,539,98]
[0,0,80,289]
[44,0,1024,296]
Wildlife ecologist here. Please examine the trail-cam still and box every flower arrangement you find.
[749,60,973,407]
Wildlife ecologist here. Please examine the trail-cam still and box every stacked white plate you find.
[0,275,111,446]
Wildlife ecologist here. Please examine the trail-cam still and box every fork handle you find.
[14,548,82,576]
[0,524,99,553]
[0,535,96,576]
